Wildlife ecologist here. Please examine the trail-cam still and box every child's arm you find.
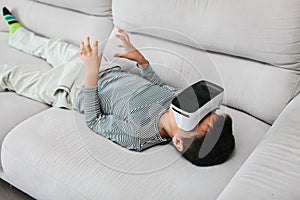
[79,37,102,124]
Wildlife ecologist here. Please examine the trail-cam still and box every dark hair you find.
[180,114,235,166]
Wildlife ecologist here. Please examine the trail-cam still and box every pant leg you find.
[9,27,111,70]
[1,28,83,108]
[0,64,65,106]
[9,28,80,68]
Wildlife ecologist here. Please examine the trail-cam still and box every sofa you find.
[0,0,300,199]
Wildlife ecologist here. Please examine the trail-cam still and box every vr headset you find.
[170,80,224,131]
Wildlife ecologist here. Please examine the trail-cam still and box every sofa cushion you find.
[218,93,300,199]
[113,0,300,70]
[0,0,114,46]
[1,106,270,199]
[103,29,300,124]
[0,93,49,168]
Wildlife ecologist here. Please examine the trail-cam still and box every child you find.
[1,7,235,166]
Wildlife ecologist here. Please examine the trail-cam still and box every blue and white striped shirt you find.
[77,64,179,151]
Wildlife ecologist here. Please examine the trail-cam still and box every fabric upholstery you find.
[1,106,270,199]
[218,93,300,200]
[0,93,49,169]
[113,0,300,70]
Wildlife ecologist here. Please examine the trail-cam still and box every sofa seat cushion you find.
[0,93,49,169]
[1,106,270,199]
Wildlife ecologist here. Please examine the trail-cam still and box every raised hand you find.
[80,37,102,72]
[80,37,102,87]
[114,29,148,68]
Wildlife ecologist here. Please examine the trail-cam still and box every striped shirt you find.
[77,64,180,151]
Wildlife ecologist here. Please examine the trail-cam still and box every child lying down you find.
[0,7,235,166]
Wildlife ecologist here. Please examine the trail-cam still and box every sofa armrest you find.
[218,93,300,200]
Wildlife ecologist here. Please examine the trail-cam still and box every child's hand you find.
[80,37,102,87]
[114,29,148,68]
[80,37,102,73]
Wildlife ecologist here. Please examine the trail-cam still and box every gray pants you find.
[0,28,109,109]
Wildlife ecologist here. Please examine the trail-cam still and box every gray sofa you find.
[0,0,300,199]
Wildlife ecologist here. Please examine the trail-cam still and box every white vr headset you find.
[170,80,224,131]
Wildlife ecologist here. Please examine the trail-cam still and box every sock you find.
[2,7,22,38]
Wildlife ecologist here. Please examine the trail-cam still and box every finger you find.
[98,52,103,60]
[118,29,129,41]
[86,37,92,52]
[117,29,130,42]
[118,44,124,48]
[121,30,130,42]
[93,41,99,56]
[115,34,127,43]
[80,41,87,54]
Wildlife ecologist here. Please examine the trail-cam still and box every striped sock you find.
[2,7,22,39]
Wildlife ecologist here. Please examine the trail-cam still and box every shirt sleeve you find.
[82,86,141,151]
[139,62,164,86]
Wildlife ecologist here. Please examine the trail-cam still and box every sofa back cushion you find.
[105,0,300,124]
[0,0,113,46]
[113,0,300,70]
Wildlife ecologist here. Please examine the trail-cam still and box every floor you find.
[0,179,34,200]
